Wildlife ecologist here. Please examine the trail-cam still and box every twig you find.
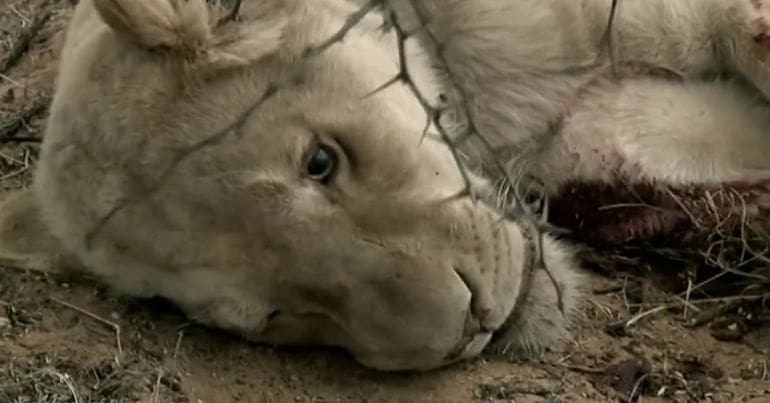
[627,372,652,402]
[150,369,163,403]
[625,305,668,327]
[560,364,606,374]
[0,150,25,165]
[217,0,243,25]
[8,4,32,25]
[0,72,23,87]
[0,165,29,181]
[374,0,567,314]
[0,3,53,73]
[173,330,184,362]
[48,297,124,359]
[84,82,280,247]
[666,187,704,230]
[0,96,49,139]
[602,0,621,79]
[0,136,41,143]
[43,368,82,403]
[627,292,770,308]
[684,278,693,320]
[302,0,378,59]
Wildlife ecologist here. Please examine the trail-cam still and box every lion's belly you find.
[535,75,770,246]
[548,178,770,247]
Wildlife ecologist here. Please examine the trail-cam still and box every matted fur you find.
[1,0,770,371]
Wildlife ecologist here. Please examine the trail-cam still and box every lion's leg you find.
[395,0,770,92]
[538,75,770,244]
[577,0,726,76]
[720,0,770,99]
[0,189,80,274]
[541,76,770,186]
[384,0,759,150]
[585,0,770,99]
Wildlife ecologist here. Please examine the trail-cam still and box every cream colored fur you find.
[1,0,769,372]
[388,0,770,191]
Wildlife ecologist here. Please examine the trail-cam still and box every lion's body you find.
[393,0,770,246]
[1,0,770,371]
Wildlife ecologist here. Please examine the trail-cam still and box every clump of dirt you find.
[0,1,768,402]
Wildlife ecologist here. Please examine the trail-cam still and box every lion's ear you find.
[93,0,286,71]
[93,0,214,50]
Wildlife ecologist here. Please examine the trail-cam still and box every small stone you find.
[0,317,12,328]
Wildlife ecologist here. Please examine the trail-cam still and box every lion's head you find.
[0,0,586,371]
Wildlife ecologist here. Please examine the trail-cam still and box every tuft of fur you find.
[486,235,589,358]
[93,0,214,50]
[93,0,287,72]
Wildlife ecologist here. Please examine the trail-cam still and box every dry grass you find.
[574,182,770,347]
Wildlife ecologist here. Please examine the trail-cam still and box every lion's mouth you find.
[445,268,493,363]
[444,329,493,363]
[444,266,506,362]
[452,267,497,331]
[449,207,543,353]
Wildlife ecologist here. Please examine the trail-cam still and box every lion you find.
[1,0,770,372]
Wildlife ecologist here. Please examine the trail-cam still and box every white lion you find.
[1,0,769,371]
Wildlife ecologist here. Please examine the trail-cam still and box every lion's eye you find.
[306,144,336,183]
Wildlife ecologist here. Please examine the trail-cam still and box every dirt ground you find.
[0,1,768,402]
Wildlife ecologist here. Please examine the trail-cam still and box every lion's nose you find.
[452,266,503,332]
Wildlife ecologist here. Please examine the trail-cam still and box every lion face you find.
[27,0,576,371]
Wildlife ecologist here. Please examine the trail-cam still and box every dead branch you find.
[372,0,569,313]
[49,297,124,361]
[602,0,621,78]
[0,95,49,140]
[0,2,53,74]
